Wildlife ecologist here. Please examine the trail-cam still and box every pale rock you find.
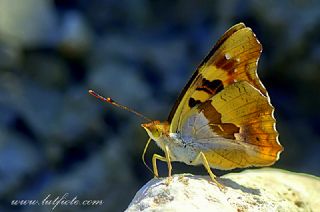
[126,168,320,212]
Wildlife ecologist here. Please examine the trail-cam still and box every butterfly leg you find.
[195,152,224,190]
[152,145,172,178]
[164,145,172,177]
[152,154,166,178]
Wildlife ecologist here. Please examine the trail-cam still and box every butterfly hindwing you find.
[180,81,282,169]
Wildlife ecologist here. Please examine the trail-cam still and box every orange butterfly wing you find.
[168,23,283,169]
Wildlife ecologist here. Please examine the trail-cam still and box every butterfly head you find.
[141,121,170,140]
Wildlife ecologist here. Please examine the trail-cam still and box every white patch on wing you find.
[180,112,229,148]
[180,112,252,151]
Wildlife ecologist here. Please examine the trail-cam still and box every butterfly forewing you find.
[169,23,266,133]
[167,23,247,124]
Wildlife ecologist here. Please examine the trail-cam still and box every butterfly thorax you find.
[141,121,198,164]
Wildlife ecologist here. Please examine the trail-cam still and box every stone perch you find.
[126,168,320,211]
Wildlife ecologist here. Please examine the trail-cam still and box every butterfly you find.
[140,22,283,188]
[90,23,283,189]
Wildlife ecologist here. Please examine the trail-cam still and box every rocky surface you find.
[126,168,320,212]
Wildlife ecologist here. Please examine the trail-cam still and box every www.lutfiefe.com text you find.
[11,193,103,210]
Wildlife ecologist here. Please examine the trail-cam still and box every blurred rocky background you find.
[0,0,319,211]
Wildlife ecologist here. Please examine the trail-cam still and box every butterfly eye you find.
[141,122,161,139]
[153,129,160,138]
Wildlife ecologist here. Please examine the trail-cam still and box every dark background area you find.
[0,0,319,211]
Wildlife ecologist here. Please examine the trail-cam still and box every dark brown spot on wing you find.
[214,54,228,68]
[213,123,239,139]
[195,87,212,95]
[221,58,237,71]
[188,98,202,108]
[198,101,221,122]
[198,101,239,140]
[213,54,239,73]
[196,79,224,95]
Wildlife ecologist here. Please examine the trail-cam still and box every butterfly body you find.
[142,122,199,166]
[141,23,283,186]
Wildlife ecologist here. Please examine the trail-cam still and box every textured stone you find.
[126,168,320,212]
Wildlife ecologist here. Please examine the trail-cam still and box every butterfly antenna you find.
[88,90,152,122]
